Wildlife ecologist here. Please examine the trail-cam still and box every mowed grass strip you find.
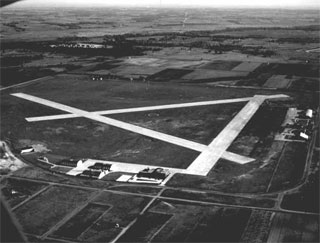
[14,186,96,235]
[51,203,111,240]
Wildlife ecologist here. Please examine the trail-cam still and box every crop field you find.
[13,186,95,235]
[263,75,292,89]
[240,210,273,243]
[267,213,319,243]
[161,189,275,208]
[0,178,48,208]
[198,60,241,71]
[181,69,248,81]
[289,77,320,92]
[232,62,262,72]
[281,150,319,213]
[118,199,252,242]
[51,203,112,240]
[267,142,308,192]
[117,212,173,242]
[269,63,319,77]
[110,65,164,76]
[149,68,193,81]
[76,191,150,242]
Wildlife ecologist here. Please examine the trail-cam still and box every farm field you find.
[13,186,96,235]
[119,199,252,242]
[0,177,48,208]
[267,213,319,243]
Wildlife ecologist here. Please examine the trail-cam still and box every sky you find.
[9,0,320,8]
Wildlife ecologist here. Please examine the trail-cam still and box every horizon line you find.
[6,4,320,10]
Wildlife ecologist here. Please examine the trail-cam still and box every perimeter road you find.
[187,94,288,176]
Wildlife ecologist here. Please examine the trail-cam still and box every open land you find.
[0,5,319,243]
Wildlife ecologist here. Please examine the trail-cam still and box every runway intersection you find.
[11,92,289,181]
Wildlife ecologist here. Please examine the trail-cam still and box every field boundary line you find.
[39,190,101,240]
[110,188,165,243]
[147,215,174,242]
[77,204,114,240]
[265,143,287,193]
[12,185,51,211]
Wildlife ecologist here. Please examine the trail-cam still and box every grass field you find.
[118,212,173,242]
[240,210,273,243]
[78,191,150,242]
[232,62,261,72]
[281,150,319,213]
[198,60,241,71]
[161,189,275,208]
[181,69,248,81]
[109,102,244,145]
[110,65,164,76]
[289,77,320,92]
[263,75,292,89]
[138,200,252,242]
[14,186,95,235]
[0,177,48,207]
[267,213,319,243]
[149,68,193,81]
[51,203,111,240]
[267,142,308,192]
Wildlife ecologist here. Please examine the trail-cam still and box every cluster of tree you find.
[277,37,319,44]
[1,54,43,67]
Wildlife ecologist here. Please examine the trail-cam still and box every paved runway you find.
[12,92,288,176]
[12,93,207,152]
[187,95,268,175]
[25,96,253,122]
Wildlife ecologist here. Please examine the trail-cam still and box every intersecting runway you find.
[25,96,253,122]
[187,95,266,175]
[11,92,288,177]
